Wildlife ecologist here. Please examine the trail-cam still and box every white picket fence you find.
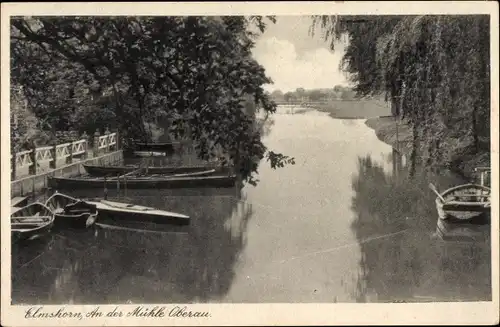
[11,131,118,180]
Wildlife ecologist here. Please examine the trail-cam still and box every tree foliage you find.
[311,15,490,176]
[11,16,294,185]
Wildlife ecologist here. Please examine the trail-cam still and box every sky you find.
[251,16,351,93]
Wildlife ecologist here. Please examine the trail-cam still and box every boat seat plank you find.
[12,222,48,226]
[448,195,490,200]
[444,200,490,206]
[11,216,52,221]
[442,202,490,212]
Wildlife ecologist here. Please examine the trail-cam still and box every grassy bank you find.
[365,117,490,181]
[365,116,413,155]
[309,99,391,119]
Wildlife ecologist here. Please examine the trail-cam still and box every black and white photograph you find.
[1,2,498,326]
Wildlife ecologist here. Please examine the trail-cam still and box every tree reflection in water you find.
[12,186,254,304]
[350,153,491,303]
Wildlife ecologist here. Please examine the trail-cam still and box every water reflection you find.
[12,186,254,304]
[350,154,491,302]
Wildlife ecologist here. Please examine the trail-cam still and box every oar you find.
[429,183,446,202]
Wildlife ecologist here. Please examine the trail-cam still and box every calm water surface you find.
[12,106,491,304]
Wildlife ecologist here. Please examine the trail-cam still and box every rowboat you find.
[133,141,178,152]
[133,151,170,157]
[45,192,98,229]
[82,163,229,177]
[434,184,491,222]
[83,199,190,225]
[11,203,55,243]
[48,174,238,189]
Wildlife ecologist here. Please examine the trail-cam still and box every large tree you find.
[11,16,294,184]
[311,15,490,176]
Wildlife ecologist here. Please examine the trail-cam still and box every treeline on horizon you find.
[268,85,362,103]
[312,15,491,177]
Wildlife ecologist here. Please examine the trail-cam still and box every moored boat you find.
[45,192,98,229]
[434,183,490,222]
[11,203,55,243]
[82,163,229,177]
[133,141,178,153]
[48,173,238,190]
[83,199,190,225]
[133,150,170,157]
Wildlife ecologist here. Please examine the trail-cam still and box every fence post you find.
[93,130,100,157]
[67,141,73,165]
[104,127,110,153]
[50,143,57,170]
[29,146,37,175]
[11,154,17,181]
[81,131,89,159]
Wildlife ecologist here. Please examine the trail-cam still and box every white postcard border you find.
[1,2,499,326]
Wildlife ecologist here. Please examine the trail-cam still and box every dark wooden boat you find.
[11,203,55,243]
[133,150,170,157]
[435,184,491,222]
[45,192,98,229]
[83,199,190,225]
[133,141,178,152]
[48,174,238,190]
[83,163,229,177]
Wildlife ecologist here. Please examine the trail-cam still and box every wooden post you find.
[67,142,73,165]
[29,146,37,175]
[124,175,127,197]
[93,130,100,157]
[50,144,57,170]
[11,154,17,181]
[104,127,110,153]
[116,176,120,198]
[115,130,120,150]
[81,131,89,159]
[103,176,108,200]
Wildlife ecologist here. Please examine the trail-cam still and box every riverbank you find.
[365,117,490,180]
[308,99,391,119]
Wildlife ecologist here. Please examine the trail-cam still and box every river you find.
[11,106,491,304]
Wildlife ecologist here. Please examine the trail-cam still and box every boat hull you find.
[83,163,231,177]
[53,213,98,229]
[436,218,489,242]
[45,193,98,229]
[95,220,190,235]
[48,174,238,190]
[133,141,177,153]
[132,151,170,157]
[85,199,190,226]
[435,184,491,222]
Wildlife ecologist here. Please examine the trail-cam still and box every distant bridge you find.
[274,101,328,107]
